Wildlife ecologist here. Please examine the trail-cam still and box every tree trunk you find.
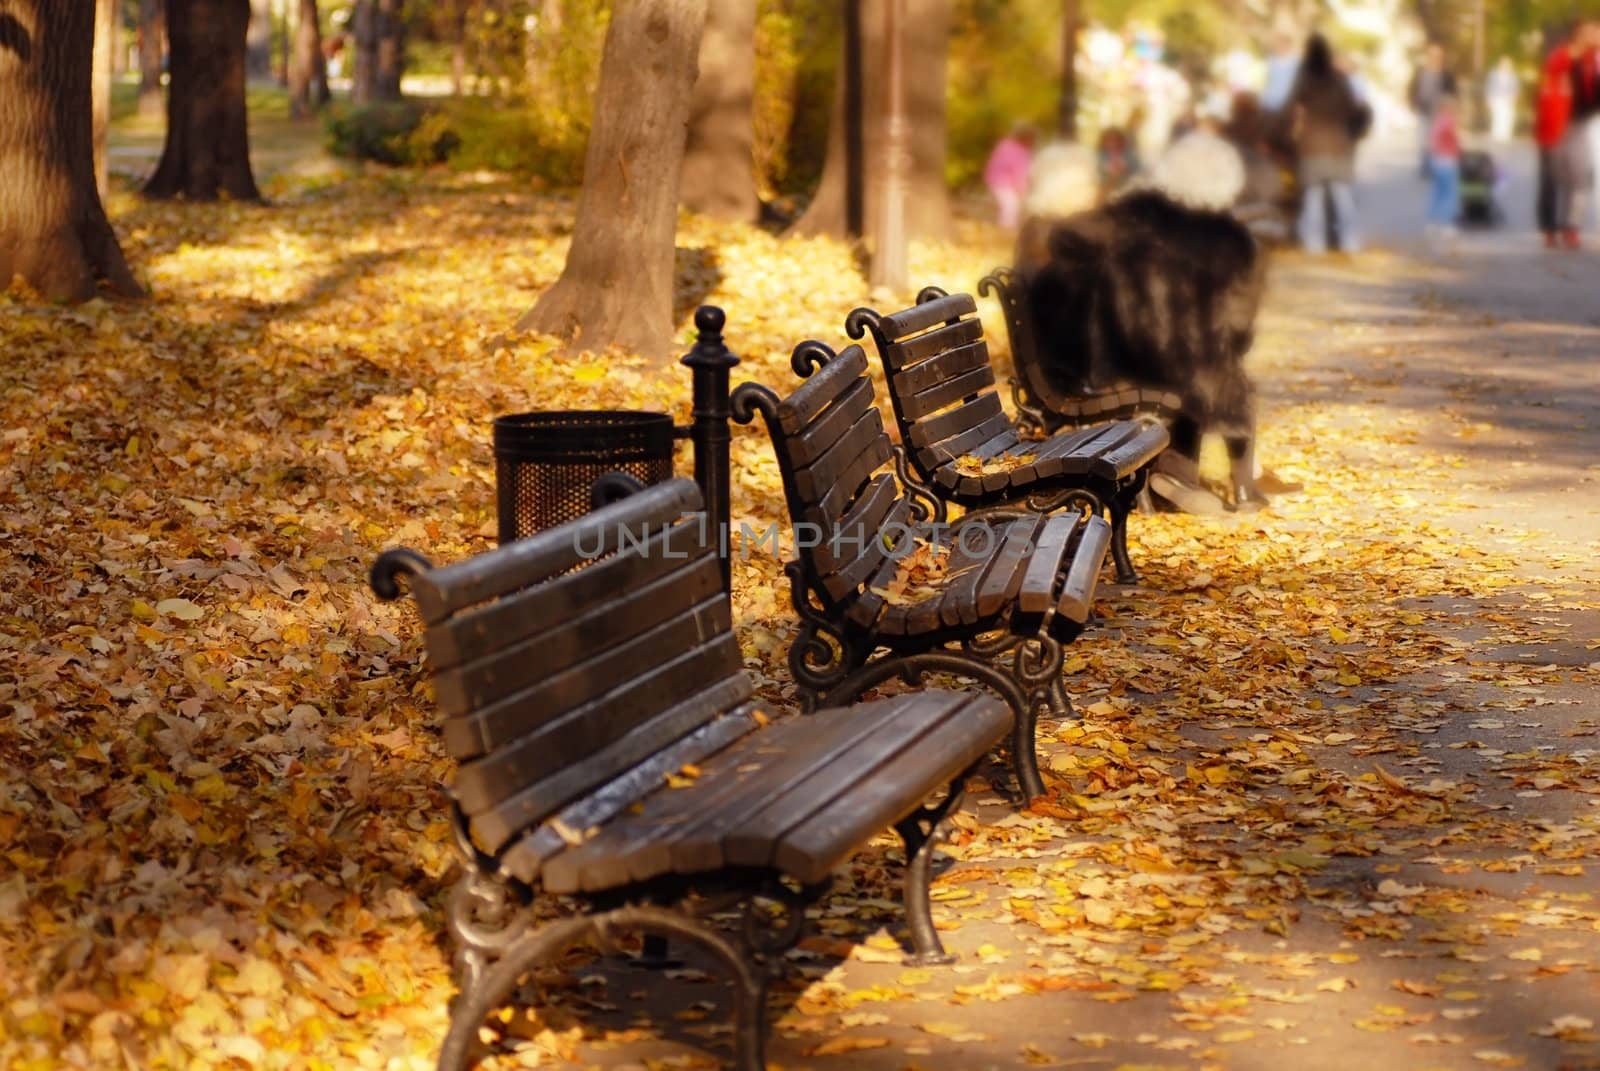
[0,1,144,300]
[516,0,711,358]
[350,0,402,103]
[450,0,470,96]
[1058,0,1080,141]
[287,0,325,117]
[679,0,757,220]
[245,0,271,78]
[144,0,261,201]
[93,0,115,196]
[138,0,164,116]
[790,0,949,241]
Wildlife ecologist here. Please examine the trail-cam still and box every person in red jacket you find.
[1536,43,1576,246]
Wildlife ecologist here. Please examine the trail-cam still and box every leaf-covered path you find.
[2,177,1597,1070]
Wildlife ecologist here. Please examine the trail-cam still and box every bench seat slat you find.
[545,695,926,892]
[1017,516,1075,615]
[974,515,1046,619]
[469,672,755,857]
[1091,422,1170,480]
[771,694,1010,878]
[1057,516,1111,625]
[454,630,745,817]
[498,706,763,884]
[721,693,978,871]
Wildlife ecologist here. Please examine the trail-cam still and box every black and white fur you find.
[1018,134,1268,508]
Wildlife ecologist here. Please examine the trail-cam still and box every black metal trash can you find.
[493,411,676,543]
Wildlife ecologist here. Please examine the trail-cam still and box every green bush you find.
[325,101,460,167]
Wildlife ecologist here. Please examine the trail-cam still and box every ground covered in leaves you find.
[3,164,1599,1071]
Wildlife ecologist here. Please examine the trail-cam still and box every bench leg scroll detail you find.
[439,906,770,1071]
[895,768,975,966]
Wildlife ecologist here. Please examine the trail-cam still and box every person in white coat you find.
[1486,56,1519,142]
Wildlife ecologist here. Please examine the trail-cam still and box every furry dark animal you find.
[1022,189,1268,508]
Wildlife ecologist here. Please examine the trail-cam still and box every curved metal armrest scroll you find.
[892,445,947,525]
[789,339,837,378]
[915,285,949,305]
[843,306,887,348]
[370,548,434,601]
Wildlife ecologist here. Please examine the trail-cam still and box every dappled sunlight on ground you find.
[2,169,1598,1070]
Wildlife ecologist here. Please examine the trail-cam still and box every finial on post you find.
[681,305,740,592]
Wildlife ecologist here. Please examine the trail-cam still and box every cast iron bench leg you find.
[895,769,974,966]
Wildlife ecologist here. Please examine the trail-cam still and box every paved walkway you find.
[545,172,1600,1071]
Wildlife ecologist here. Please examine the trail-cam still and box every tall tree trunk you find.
[0,1,144,300]
[138,0,164,116]
[245,0,271,78]
[350,0,402,103]
[1058,0,1080,140]
[144,0,260,201]
[287,0,325,117]
[790,0,949,241]
[93,0,115,196]
[679,0,757,220]
[516,0,711,358]
[450,0,470,96]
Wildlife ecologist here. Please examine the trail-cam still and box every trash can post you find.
[681,306,739,591]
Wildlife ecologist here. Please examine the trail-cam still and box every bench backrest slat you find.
[866,295,1020,484]
[766,345,903,610]
[397,478,757,865]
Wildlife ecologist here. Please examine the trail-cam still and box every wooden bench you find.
[845,287,1169,585]
[731,343,1112,803]
[979,266,1185,438]
[369,478,1011,1071]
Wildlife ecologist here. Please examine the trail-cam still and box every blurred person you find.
[1486,56,1519,141]
[1535,41,1576,247]
[1020,130,1276,512]
[1425,94,1463,241]
[1095,126,1140,201]
[1575,20,1600,235]
[1287,34,1367,253]
[1261,31,1300,113]
[1408,43,1459,177]
[984,123,1037,230]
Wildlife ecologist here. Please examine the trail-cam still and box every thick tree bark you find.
[287,0,326,117]
[144,0,260,201]
[350,0,402,103]
[790,0,950,241]
[0,1,144,300]
[138,0,164,116]
[516,0,711,358]
[680,0,757,220]
[93,0,114,195]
